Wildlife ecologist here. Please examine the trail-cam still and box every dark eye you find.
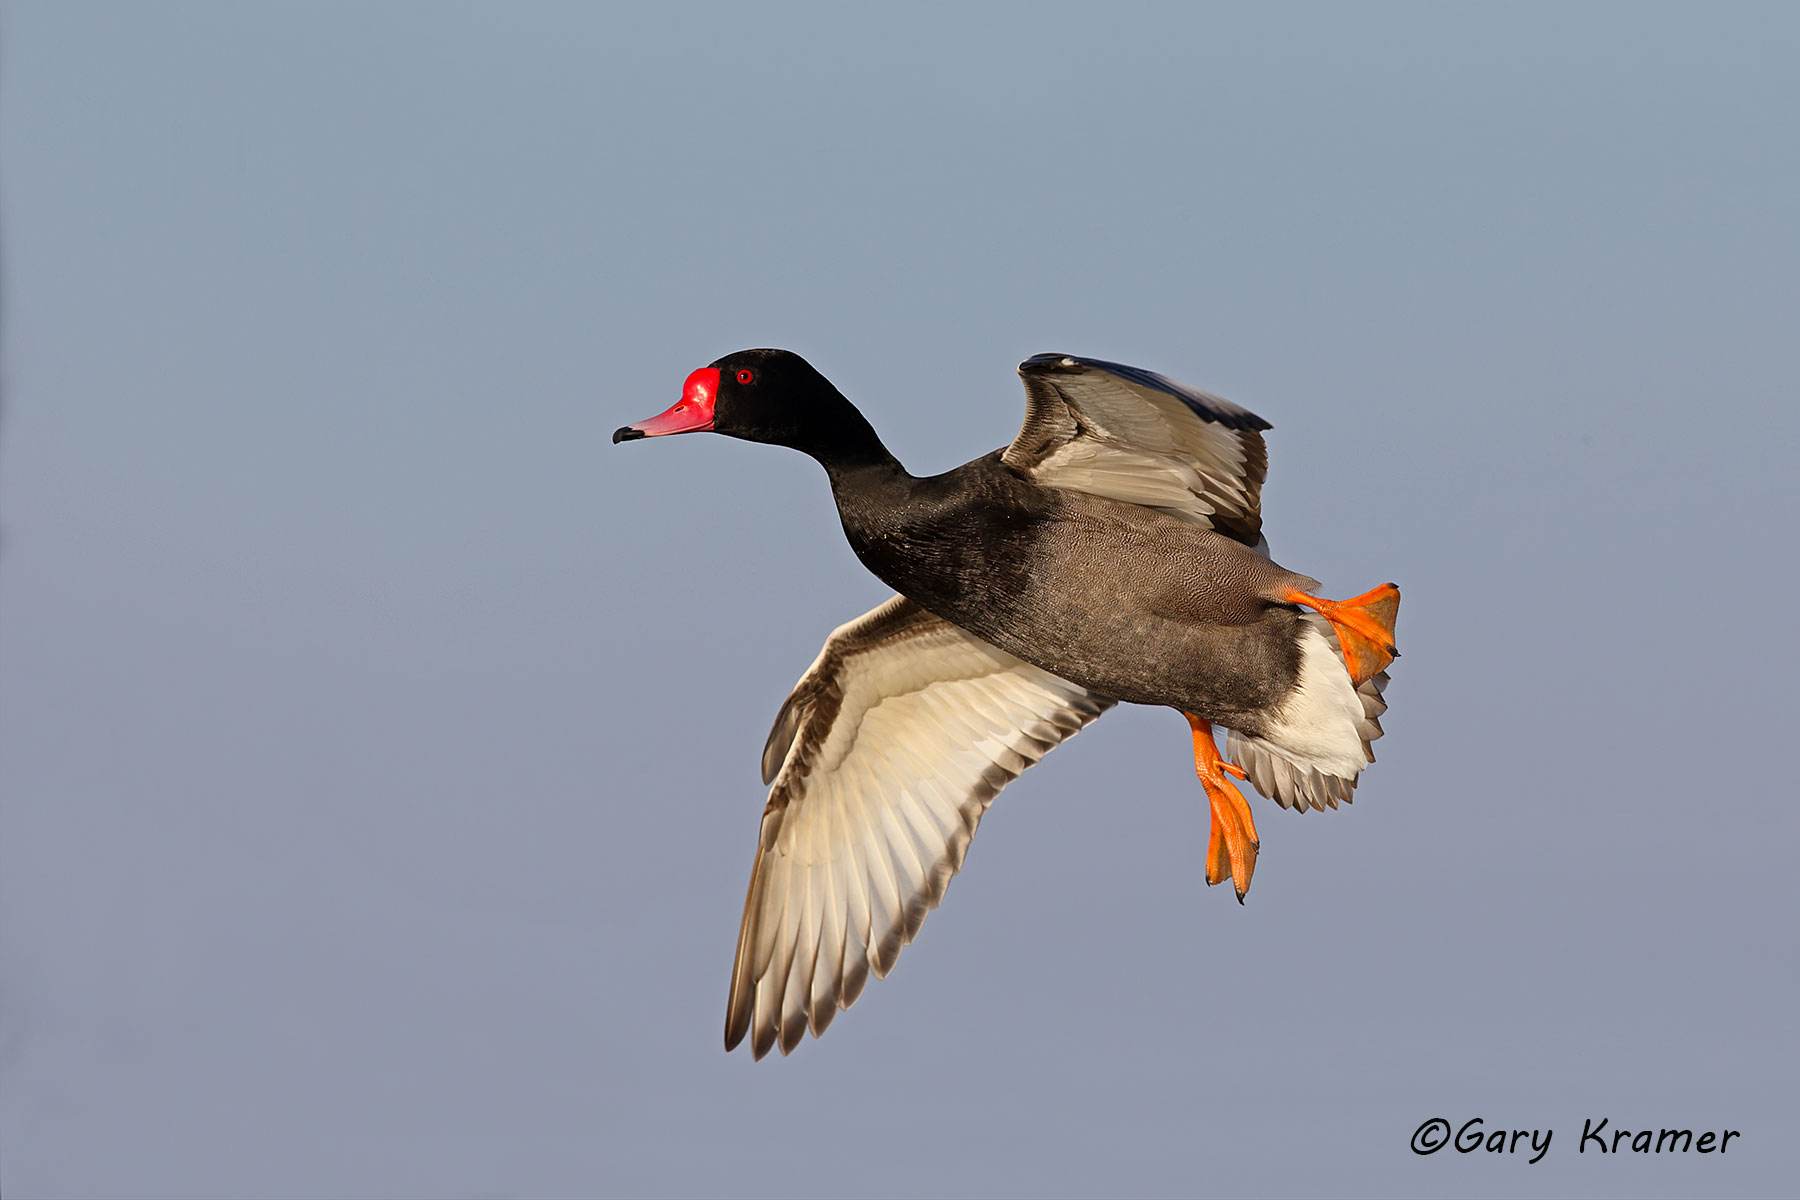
[736,368,755,385]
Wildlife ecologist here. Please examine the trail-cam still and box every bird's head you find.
[613,348,866,456]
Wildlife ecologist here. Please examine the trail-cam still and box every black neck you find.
[809,407,914,537]
[798,400,905,479]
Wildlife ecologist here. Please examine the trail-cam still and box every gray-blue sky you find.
[2,3,1796,1197]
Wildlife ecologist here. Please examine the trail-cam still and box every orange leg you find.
[1186,713,1258,903]
[1281,582,1401,686]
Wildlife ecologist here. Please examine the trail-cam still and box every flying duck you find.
[614,350,1399,1059]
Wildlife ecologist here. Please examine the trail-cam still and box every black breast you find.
[834,452,1054,621]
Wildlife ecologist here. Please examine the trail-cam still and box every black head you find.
[614,348,890,466]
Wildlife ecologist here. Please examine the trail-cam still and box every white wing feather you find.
[726,595,1113,1058]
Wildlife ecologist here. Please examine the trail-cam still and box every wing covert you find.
[1003,353,1271,547]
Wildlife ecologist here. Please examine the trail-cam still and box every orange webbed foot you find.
[1282,582,1401,685]
[1187,714,1259,902]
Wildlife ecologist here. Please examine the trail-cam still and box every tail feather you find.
[1226,609,1394,813]
[1355,669,1390,761]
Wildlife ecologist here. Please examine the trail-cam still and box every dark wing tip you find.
[725,973,753,1053]
[1019,352,1271,432]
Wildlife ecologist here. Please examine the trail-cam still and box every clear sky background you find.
[3,4,1796,1197]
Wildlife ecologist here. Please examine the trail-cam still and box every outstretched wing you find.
[1003,353,1271,548]
[727,595,1114,1058]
